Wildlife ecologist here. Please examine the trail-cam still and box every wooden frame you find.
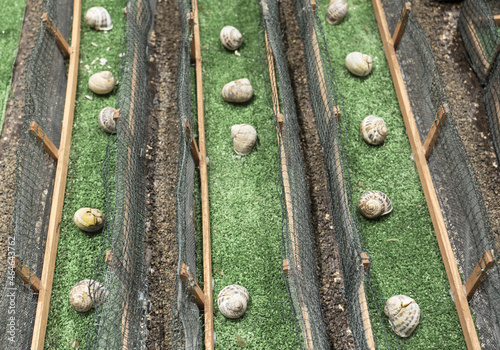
[42,13,70,58]
[29,121,59,160]
[180,263,205,309]
[465,250,495,301]
[391,2,411,50]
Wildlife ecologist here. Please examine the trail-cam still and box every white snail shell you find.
[358,190,392,219]
[73,208,104,232]
[220,26,242,51]
[326,0,348,25]
[384,295,420,337]
[89,71,116,95]
[360,115,387,145]
[85,7,113,31]
[221,79,254,103]
[345,52,373,77]
[69,279,107,312]
[231,124,257,156]
[217,284,249,319]
[98,107,116,133]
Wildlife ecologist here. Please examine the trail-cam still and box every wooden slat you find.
[361,252,370,272]
[29,121,59,160]
[466,22,491,74]
[465,250,495,301]
[31,1,81,349]
[371,1,481,348]
[311,0,317,14]
[113,108,120,120]
[13,257,41,293]
[185,119,201,166]
[42,13,70,58]
[180,263,205,309]
[494,14,500,26]
[423,105,448,159]
[391,2,411,50]
[282,259,290,274]
[485,44,500,78]
[358,282,376,350]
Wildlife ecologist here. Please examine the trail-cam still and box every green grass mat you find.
[319,1,466,349]
[43,1,124,348]
[197,0,300,348]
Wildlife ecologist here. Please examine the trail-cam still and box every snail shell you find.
[69,279,106,312]
[326,0,348,25]
[384,295,420,337]
[89,71,116,95]
[98,107,116,133]
[358,190,392,219]
[360,115,387,145]
[85,7,113,31]
[217,284,249,319]
[73,208,104,232]
[221,79,254,103]
[345,52,373,77]
[231,124,257,156]
[220,26,242,51]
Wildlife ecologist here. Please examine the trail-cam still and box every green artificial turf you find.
[43,1,125,348]
[0,0,26,132]
[197,0,300,348]
[318,1,466,349]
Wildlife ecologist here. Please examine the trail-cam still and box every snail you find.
[221,79,254,103]
[360,115,387,145]
[326,0,348,25]
[85,7,113,31]
[89,71,116,95]
[73,208,104,232]
[69,279,107,312]
[345,52,373,77]
[220,26,242,51]
[231,124,257,156]
[217,284,249,319]
[384,295,420,337]
[358,190,392,219]
[98,107,117,133]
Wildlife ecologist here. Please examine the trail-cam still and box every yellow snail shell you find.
[384,295,420,338]
[89,71,116,95]
[345,52,373,77]
[69,279,107,312]
[220,26,242,51]
[221,79,254,103]
[326,0,348,25]
[98,107,116,133]
[73,208,104,232]
[360,115,387,145]
[231,124,257,156]
[85,7,113,31]
[358,190,392,219]
[217,284,249,319]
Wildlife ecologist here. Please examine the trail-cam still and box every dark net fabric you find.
[484,60,500,170]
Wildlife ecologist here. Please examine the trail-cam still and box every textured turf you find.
[319,1,466,349]
[196,0,300,348]
[43,1,124,348]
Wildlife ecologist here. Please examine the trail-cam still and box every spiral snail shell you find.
[358,190,392,219]
[89,71,116,95]
[73,208,104,232]
[360,115,387,145]
[69,279,107,312]
[98,107,117,133]
[326,0,348,25]
[217,284,249,319]
[345,52,373,77]
[220,26,243,51]
[221,79,254,103]
[231,124,257,156]
[85,7,113,31]
[384,295,420,338]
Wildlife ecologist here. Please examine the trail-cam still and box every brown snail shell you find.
[69,279,106,312]
[220,26,242,51]
[326,0,348,25]
[89,71,116,95]
[358,190,392,219]
[73,208,104,232]
[221,79,254,103]
[345,52,373,77]
[98,107,116,133]
[85,7,113,31]
[217,284,249,319]
[384,295,420,337]
[360,115,387,145]
[231,124,257,156]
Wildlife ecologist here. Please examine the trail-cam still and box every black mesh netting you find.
[484,59,500,169]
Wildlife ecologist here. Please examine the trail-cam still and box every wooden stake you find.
[391,2,411,50]
[465,250,495,301]
[494,14,500,26]
[185,119,201,166]
[282,259,290,274]
[180,263,205,309]
[423,105,448,159]
[29,121,59,161]
[13,257,41,293]
[311,0,317,15]
[31,1,81,349]
[361,252,370,273]
[42,13,70,58]
[372,0,481,348]
[113,109,120,120]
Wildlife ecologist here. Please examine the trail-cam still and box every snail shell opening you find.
[358,190,392,219]
[73,207,104,232]
[326,0,349,25]
[98,107,117,133]
[231,124,257,156]
[85,7,113,31]
[89,71,116,95]
[217,285,250,319]
[384,295,420,338]
[360,115,388,145]
[221,79,254,103]
[345,52,373,77]
[220,26,242,51]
